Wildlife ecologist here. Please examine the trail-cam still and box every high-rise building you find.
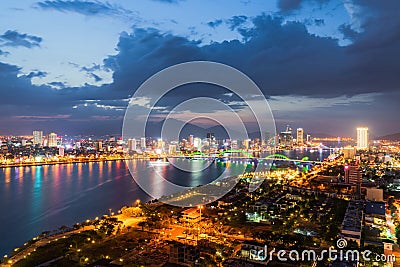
[48,132,57,147]
[296,128,304,145]
[344,165,362,184]
[94,141,103,151]
[279,132,293,148]
[157,139,164,150]
[128,138,137,152]
[188,135,194,146]
[356,127,369,150]
[342,146,357,159]
[140,137,146,150]
[193,138,202,151]
[33,131,43,146]
[168,144,177,155]
[243,139,251,150]
[206,132,215,144]
[58,147,65,157]
[231,140,238,150]
[344,164,362,195]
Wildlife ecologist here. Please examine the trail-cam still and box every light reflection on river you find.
[0,149,331,255]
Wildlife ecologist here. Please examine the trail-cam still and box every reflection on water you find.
[0,161,147,256]
[0,149,331,255]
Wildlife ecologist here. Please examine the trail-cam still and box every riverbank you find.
[0,157,146,169]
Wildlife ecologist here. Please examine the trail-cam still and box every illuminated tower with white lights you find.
[356,127,368,150]
[33,130,43,146]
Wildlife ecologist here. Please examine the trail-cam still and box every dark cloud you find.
[90,73,102,82]
[226,15,248,30]
[150,0,184,3]
[207,19,223,29]
[0,30,42,48]
[0,49,9,56]
[313,18,325,26]
[25,70,47,79]
[81,64,101,72]
[48,81,66,88]
[1,0,399,135]
[338,24,357,41]
[0,60,124,135]
[36,0,132,17]
[278,0,302,12]
[277,0,330,12]
[101,8,398,99]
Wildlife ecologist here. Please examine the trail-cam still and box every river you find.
[0,149,332,255]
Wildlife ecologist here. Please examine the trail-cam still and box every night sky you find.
[0,0,399,137]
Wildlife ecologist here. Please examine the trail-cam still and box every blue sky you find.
[0,0,399,137]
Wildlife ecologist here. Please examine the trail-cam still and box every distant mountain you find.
[145,119,206,139]
[145,118,257,140]
[376,132,400,141]
[309,133,336,138]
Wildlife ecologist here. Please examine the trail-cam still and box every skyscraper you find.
[157,139,164,150]
[344,163,362,196]
[296,128,304,145]
[168,144,177,155]
[58,147,65,157]
[188,135,194,146]
[128,138,137,152]
[33,130,43,146]
[206,132,215,144]
[48,132,57,147]
[140,137,146,150]
[344,165,362,184]
[193,137,202,151]
[356,127,369,149]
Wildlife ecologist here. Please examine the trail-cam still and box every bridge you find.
[171,150,321,164]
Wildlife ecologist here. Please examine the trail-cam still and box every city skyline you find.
[0,0,399,136]
[1,1,400,265]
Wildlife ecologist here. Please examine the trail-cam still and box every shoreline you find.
[0,157,148,169]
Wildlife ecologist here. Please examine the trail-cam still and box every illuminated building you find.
[344,163,362,196]
[140,137,146,150]
[58,147,65,156]
[193,137,202,151]
[188,135,194,146]
[168,144,176,155]
[94,141,103,151]
[231,140,238,150]
[356,127,369,149]
[33,130,43,146]
[157,139,164,150]
[342,146,356,159]
[206,132,215,145]
[243,139,251,150]
[366,188,383,202]
[279,132,292,148]
[48,132,57,147]
[279,125,293,148]
[344,164,362,185]
[296,128,304,145]
[168,241,199,266]
[128,138,137,152]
